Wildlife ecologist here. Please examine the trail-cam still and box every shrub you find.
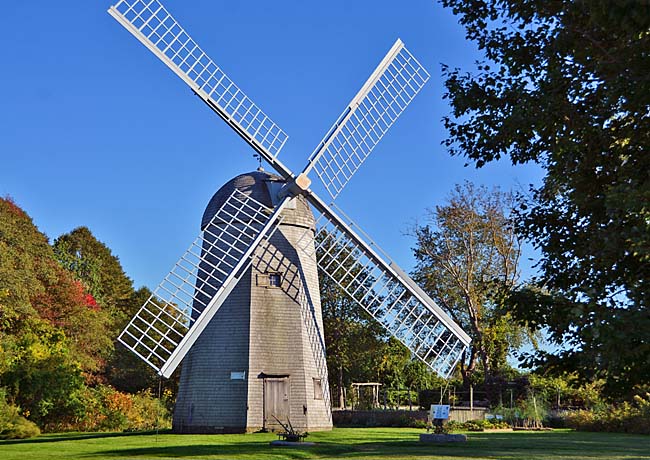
[411,418,428,429]
[445,420,462,432]
[45,385,171,433]
[485,418,511,429]
[2,416,41,439]
[89,386,171,432]
[389,413,427,428]
[127,391,171,431]
[445,417,510,432]
[564,393,650,435]
[333,409,429,428]
[0,389,40,439]
[464,420,486,431]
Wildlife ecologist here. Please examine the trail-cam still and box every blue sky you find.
[1,0,543,291]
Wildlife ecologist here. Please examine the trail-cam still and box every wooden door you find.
[264,377,290,430]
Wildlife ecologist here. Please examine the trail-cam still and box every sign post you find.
[430,404,450,434]
[421,404,467,443]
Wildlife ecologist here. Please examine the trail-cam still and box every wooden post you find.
[470,384,474,413]
[409,387,412,411]
[355,385,359,411]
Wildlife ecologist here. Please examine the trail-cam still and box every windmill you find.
[109,0,471,434]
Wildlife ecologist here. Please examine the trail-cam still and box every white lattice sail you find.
[299,200,470,378]
[109,0,288,159]
[118,189,285,377]
[303,39,430,200]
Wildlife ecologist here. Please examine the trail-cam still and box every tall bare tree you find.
[411,182,530,384]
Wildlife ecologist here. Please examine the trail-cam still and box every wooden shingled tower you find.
[173,171,330,432]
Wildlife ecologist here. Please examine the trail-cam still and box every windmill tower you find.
[172,171,331,433]
[109,0,471,434]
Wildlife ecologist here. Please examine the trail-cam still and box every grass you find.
[0,428,648,460]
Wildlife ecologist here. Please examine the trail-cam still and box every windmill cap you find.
[201,171,315,231]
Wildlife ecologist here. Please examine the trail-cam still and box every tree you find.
[52,226,162,392]
[411,182,533,385]
[2,323,86,427]
[0,198,112,377]
[0,197,109,426]
[53,227,135,329]
[30,265,112,376]
[0,197,165,428]
[439,0,649,396]
[0,197,52,335]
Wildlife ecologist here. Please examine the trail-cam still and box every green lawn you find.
[0,428,648,460]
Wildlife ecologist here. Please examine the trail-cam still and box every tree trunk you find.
[338,364,345,409]
[460,347,477,388]
[478,342,491,383]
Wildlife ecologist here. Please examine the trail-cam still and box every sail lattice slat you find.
[118,189,280,374]
[110,0,288,158]
[298,205,469,378]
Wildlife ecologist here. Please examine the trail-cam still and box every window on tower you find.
[313,378,323,400]
[268,273,281,287]
[256,272,283,288]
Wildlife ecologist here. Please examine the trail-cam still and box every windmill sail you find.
[109,0,470,388]
[299,195,471,378]
[302,39,430,200]
[118,190,288,378]
[108,0,288,165]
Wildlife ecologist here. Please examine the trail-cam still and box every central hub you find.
[278,173,312,200]
[294,173,311,192]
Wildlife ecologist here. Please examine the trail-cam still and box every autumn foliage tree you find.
[53,226,136,330]
[411,182,535,385]
[0,197,111,423]
[53,227,160,393]
[0,197,169,432]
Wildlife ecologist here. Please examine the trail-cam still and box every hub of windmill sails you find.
[278,173,312,200]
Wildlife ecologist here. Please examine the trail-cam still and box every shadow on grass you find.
[0,429,171,446]
[3,429,649,459]
[93,431,650,459]
[94,436,430,459]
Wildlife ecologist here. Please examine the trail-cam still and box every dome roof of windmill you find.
[201,170,315,231]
